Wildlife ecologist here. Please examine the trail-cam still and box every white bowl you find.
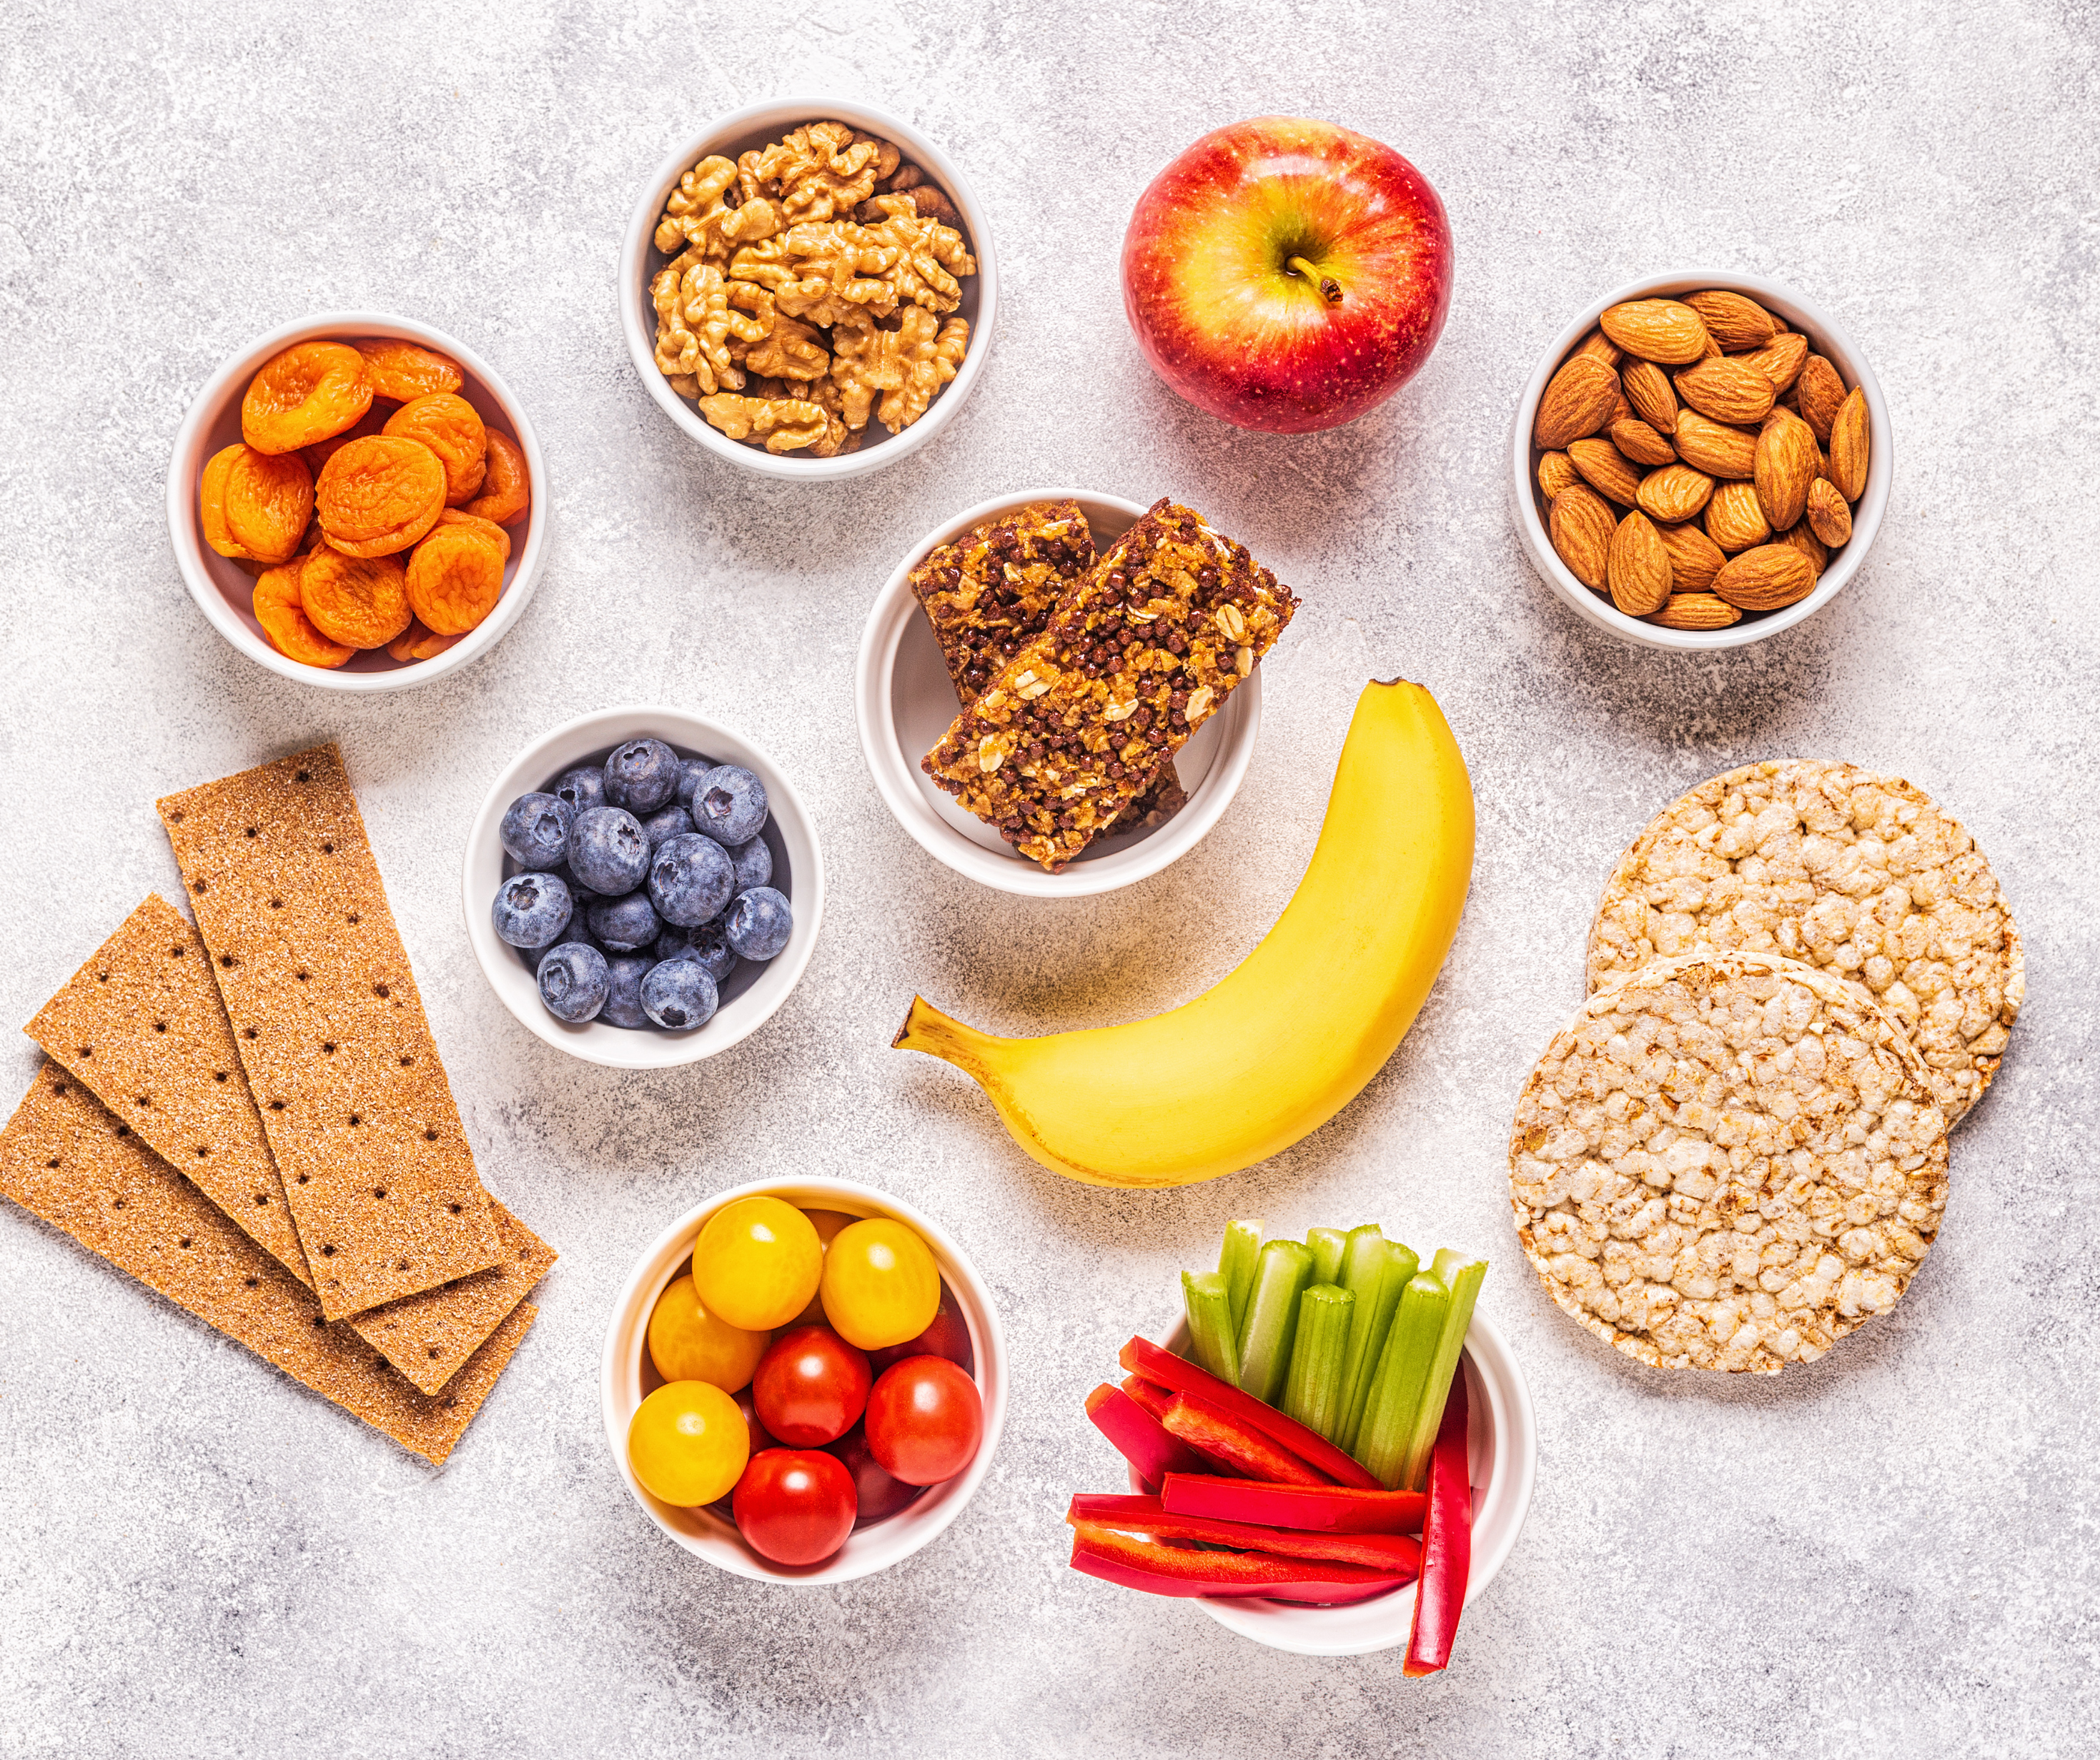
[620,99,997,481]
[167,310,548,691]
[462,706,824,1069]
[854,489,1263,898]
[1136,1309,1535,1658]
[1511,270,1891,651]
[600,1177,1006,1584]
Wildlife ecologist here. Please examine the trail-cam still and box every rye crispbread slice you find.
[0,1065,533,1465]
[157,744,500,1319]
[24,895,555,1392]
[1510,952,1950,1375]
[1585,760,2021,1122]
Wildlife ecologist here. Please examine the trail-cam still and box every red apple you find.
[1121,117,1453,433]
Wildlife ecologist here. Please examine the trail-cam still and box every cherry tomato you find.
[627,1381,751,1507]
[820,1218,939,1350]
[865,1356,983,1486]
[647,1273,771,1391]
[867,1281,975,1376]
[693,1196,822,1331]
[708,1391,781,1518]
[786,1208,857,1327]
[733,1448,857,1565]
[828,1423,927,1527]
[752,1325,871,1447]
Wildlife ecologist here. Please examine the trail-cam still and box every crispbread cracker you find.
[24,895,555,1392]
[1585,760,2021,1121]
[157,744,499,1319]
[0,1065,533,1466]
[1510,953,1949,1374]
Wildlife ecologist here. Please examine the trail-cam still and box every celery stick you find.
[1395,1251,1489,1492]
[1282,1283,1355,1438]
[1217,1219,1264,1338]
[1305,1227,1347,1288]
[1335,1231,1419,1455]
[1352,1273,1450,1488]
[1181,1270,1242,1384]
[1234,1239,1314,1405]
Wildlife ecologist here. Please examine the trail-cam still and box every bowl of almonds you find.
[1511,272,1889,650]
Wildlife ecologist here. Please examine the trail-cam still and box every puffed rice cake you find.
[1585,760,2021,1123]
[1510,952,1950,1374]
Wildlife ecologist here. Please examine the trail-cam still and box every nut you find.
[1705,480,1772,553]
[1753,408,1818,532]
[1537,451,1580,499]
[1609,417,1676,467]
[1549,482,1615,592]
[1796,355,1847,442]
[1620,359,1678,432]
[1738,331,1808,394]
[1673,357,1775,426]
[1635,464,1715,524]
[1778,520,1828,577]
[1674,409,1758,479]
[1567,437,1643,507]
[1645,592,1742,630]
[1599,299,1711,364]
[1711,544,1816,610]
[1681,289,1776,352]
[1535,354,1620,450]
[1607,510,1672,617]
[1827,387,1871,501]
[1655,521,1727,595]
[1806,477,1853,547]
[1573,328,1623,367]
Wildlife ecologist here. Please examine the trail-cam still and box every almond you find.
[1610,391,1634,426]
[1567,437,1643,507]
[1636,463,1716,524]
[1646,592,1742,631]
[1548,483,1616,592]
[1655,522,1727,595]
[1738,330,1808,394]
[1621,359,1678,432]
[1796,355,1846,442]
[1711,544,1816,611]
[1805,476,1853,547]
[1535,354,1620,450]
[1828,387,1870,501]
[1674,409,1758,479]
[1753,408,1818,532]
[1610,417,1676,467]
[1537,450,1580,500]
[1599,299,1711,365]
[1705,480,1771,552]
[1575,328,1623,367]
[1608,511,1673,617]
[1675,357,1775,425]
[1683,289,1777,352]
[1778,520,1828,577]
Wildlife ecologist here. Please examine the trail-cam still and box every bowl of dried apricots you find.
[168,312,545,689]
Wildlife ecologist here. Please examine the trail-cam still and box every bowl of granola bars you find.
[622,100,995,479]
[856,492,1297,898]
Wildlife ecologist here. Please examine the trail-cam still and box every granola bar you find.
[921,499,1298,870]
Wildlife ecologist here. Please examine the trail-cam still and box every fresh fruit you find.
[628,1381,752,1506]
[536,942,608,1021]
[732,1448,858,1565]
[588,891,662,955]
[725,837,771,893]
[694,1196,823,1331]
[689,764,768,844]
[491,871,574,949]
[647,1273,770,1392]
[638,803,694,852]
[866,1282,975,1376]
[752,1326,871,1447]
[647,832,734,928]
[863,1356,984,1486]
[567,806,651,897]
[554,765,608,815]
[894,679,1472,1186]
[1121,116,1452,433]
[603,737,682,813]
[601,953,652,1029]
[725,886,793,960]
[828,1424,927,1526]
[498,793,573,870]
[820,1218,941,1350]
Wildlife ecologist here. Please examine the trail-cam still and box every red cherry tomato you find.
[863,1356,984,1486]
[828,1423,927,1527]
[708,1390,781,1518]
[866,1281,975,1377]
[751,1325,871,1447]
[732,1448,857,1566]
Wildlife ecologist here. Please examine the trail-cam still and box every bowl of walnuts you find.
[1512,271,1890,651]
[621,99,997,481]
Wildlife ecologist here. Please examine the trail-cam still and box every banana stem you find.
[893,995,1006,1071]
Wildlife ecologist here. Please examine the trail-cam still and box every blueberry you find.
[499,792,573,870]
[725,835,772,892]
[533,919,595,970]
[567,806,650,896]
[638,802,694,852]
[640,958,719,1030]
[675,756,718,810]
[648,832,735,927]
[691,764,768,845]
[553,765,606,815]
[548,863,599,909]
[655,918,738,984]
[491,871,573,948]
[588,890,662,954]
[537,943,609,1023]
[600,954,653,1029]
[725,886,793,960]
[603,738,681,814]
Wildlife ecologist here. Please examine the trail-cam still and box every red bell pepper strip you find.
[1085,1383,1206,1489]
[1121,1336,1380,1490]
[1159,1473,1426,1535]
[1402,1366,1472,1676]
[1160,1393,1329,1486]
[1066,1496,1422,1574]
[1119,1374,1177,1425]
[1069,1525,1411,1605]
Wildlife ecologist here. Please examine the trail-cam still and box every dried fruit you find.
[1673,410,1758,479]
[355,338,465,402]
[241,342,372,454]
[302,408,392,479]
[461,429,530,527]
[1607,510,1672,617]
[252,560,353,667]
[1778,521,1828,577]
[1598,299,1710,365]
[1806,477,1853,547]
[314,435,448,557]
[1567,437,1642,507]
[1548,483,1615,592]
[384,394,488,507]
[1673,357,1775,426]
[1796,355,1846,442]
[1705,481,1772,553]
[1645,592,1742,631]
[405,522,505,635]
[1620,359,1677,432]
[1655,522,1727,595]
[434,506,512,562]
[385,620,462,662]
[298,547,412,648]
[1738,331,1808,394]
[1681,290,1775,352]
[1828,388,1870,501]
[1635,464,1715,524]
[1711,544,1816,611]
[1609,417,1675,467]
[1534,354,1620,450]
[1537,451,1579,499]
[1753,409,1818,532]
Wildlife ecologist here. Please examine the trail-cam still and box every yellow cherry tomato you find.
[647,1274,770,1391]
[693,1196,823,1331]
[820,1218,940,1350]
[626,1381,751,1506]
[786,1208,858,1326]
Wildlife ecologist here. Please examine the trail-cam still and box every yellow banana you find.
[893,677,1475,1187]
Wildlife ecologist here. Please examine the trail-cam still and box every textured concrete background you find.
[1,1,2094,1754]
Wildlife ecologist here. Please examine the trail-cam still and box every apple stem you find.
[1286,256,1344,304]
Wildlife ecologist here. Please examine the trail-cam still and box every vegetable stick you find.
[1159,1473,1425,1535]
[1402,1365,1472,1675]
[1235,1238,1314,1405]
[1282,1283,1354,1441]
[1336,1229,1416,1453]
[1217,1218,1264,1337]
[1121,1336,1382,1490]
[1182,1269,1242,1384]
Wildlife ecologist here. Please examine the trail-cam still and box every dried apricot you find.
[242,342,372,455]
[299,546,412,649]
[385,619,463,662]
[355,339,465,402]
[462,429,530,526]
[435,506,512,562]
[222,447,314,565]
[405,523,505,635]
[199,444,251,557]
[384,394,487,506]
[303,406,392,477]
[253,560,353,668]
[314,435,447,557]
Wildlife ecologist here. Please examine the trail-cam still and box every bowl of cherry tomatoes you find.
[601,1177,1006,1583]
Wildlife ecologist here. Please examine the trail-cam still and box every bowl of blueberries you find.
[463,707,825,1069]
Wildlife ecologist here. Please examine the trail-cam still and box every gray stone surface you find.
[1,1,2094,1754]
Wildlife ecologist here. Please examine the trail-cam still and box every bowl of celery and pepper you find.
[1068,1218,1537,1661]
